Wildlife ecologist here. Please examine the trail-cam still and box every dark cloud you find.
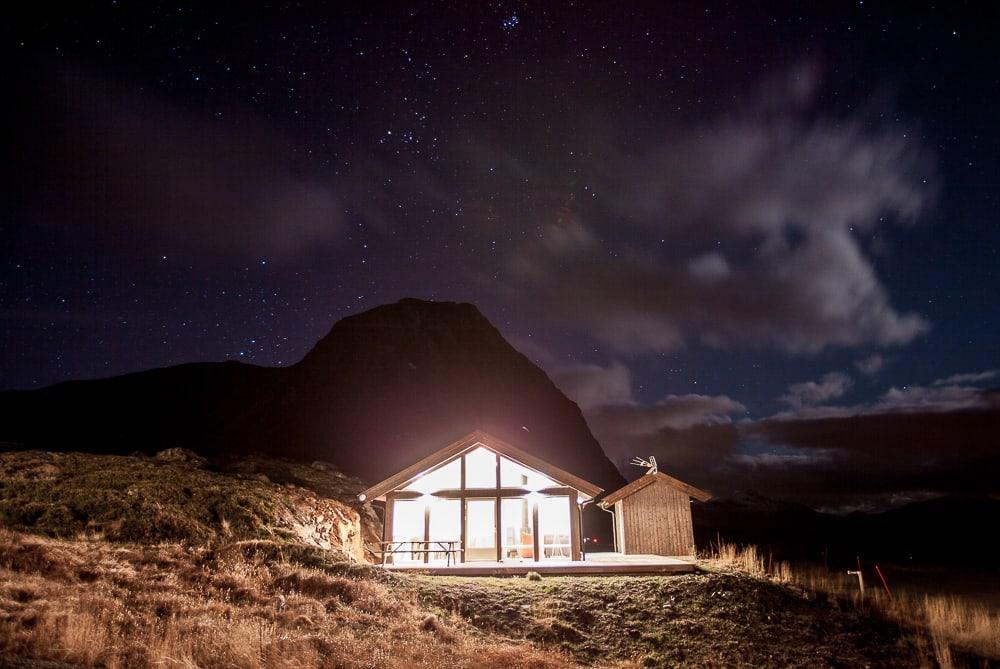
[932,370,998,386]
[771,374,999,420]
[853,354,886,375]
[13,63,346,259]
[548,358,746,493]
[494,63,936,354]
[550,360,746,432]
[586,395,748,436]
[742,400,1000,505]
[548,353,1000,508]
[549,361,632,410]
[719,374,1000,506]
[778,372,853,408]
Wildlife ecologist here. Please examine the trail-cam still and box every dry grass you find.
[0,450,375,558]
[882,594,1000,668]
[701,541,1000,666]
[0,529,598,669]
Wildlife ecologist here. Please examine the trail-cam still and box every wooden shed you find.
[599,472,712,557]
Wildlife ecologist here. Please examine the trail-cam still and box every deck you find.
[379,552,697,576]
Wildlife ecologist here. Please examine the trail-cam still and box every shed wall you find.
[619,480,695,556]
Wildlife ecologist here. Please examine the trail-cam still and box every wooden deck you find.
[379,552,697,576]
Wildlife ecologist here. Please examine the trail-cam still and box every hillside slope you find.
[0,450,377,560]
[0,530,936,669]
[0,450,971,668]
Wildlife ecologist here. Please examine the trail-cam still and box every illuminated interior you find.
[538,495,572,559]
[390,499,424,563]
[403,458,460,493]
[386,442,576,564]
[463,446,497,487]
[465,498,496,560]
[501,497,534,560]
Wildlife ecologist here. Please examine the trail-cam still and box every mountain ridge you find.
[0,298,625,495]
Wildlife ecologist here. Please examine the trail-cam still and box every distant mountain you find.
[0,298,625,496]
[694,492,1000,566]
[692,490,837,559]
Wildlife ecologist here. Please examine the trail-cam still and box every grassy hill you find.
[0,450,989,668]
[0,450,378,557]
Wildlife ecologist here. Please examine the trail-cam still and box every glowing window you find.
[465,498,496,561]
[501,497,534,561]
[428,499,461,563]
[538,496,571,560]
[390,500,425,563]
[428,499,461,542]
[464,446,497,488]
[500,456,556,490]
[403,458,461,493]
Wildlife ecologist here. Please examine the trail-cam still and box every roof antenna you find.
[630,455,657,475]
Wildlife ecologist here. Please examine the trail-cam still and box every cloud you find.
[932,370,998,386]
[741,402,1000,503]
[770,373,999,420]
[720,372,1000,505]
[587,394,748,436]
[565,362,1000,507]
[548,356,746,432]
[536,334,998,506]
[854,354,886,375]
[687,252,731,282]
[550,362,633,410]
[547,358,745,490]
[728,448,837,470]
[877,383,994,413]
[778,372,853,408]
[16,63,347,259]
[496,62,935,354]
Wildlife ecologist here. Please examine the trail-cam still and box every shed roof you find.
[359,429,604,501]
[599,471,712,507]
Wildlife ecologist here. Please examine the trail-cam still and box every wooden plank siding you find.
[619,479,696,556]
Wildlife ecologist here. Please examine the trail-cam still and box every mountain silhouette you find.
[0,298,625,494]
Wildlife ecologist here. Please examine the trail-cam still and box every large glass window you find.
[391,500,425,563]
[428,499,461,562]
[501,497,534,561]
[500,456,557,490]
[465,498,496,561]
[403,458,461,493]
[464,447,497,488]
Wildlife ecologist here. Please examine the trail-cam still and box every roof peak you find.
[600,470,712,507]
[359,429,603,501]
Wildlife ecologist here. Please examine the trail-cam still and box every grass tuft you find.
[701,541,1000,665]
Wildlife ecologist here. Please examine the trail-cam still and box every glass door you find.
[428,499,461,563]
[465,498,497,561]
[537,496,572,561]
[501,497,534,562]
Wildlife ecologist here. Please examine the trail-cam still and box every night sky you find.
[3,2,998,509]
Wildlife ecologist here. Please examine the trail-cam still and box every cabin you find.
[600,471,712,557]
[358,430,603,565]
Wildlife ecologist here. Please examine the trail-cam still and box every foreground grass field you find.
[0,529,935,669]
[0,531,589,669]
[704,543,1000,668]
[0,450,996,668]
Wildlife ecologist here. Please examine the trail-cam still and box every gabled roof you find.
[358,430,604,501]
[599,471,712,507]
